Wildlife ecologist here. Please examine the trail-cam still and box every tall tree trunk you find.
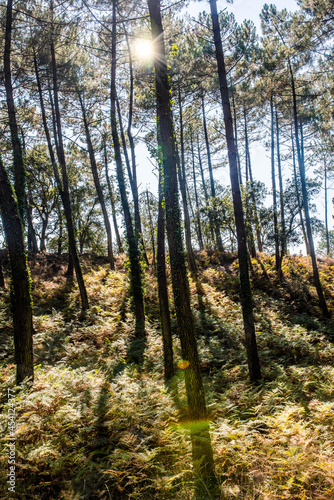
[177,86,197,274]
[2,0,33,384]
[202,96,223,252]
[103,139,123,254]
[125,34,149,267]
[111,0,145,343]
[209,0,261,382]
[231,83,243,186]
[4,0,26,222]
[276,110,286,273]
[0,259,4,288]
[244,107,256,258]
[40,215,48,252]
[291,125,309,255]
[116,97,149,266]
[0,158,34,384]
[270,98,280,274]
[49,22,89,310]
[244,110,262,253]
[198,137,214,247]
[157,166,174,380]
[27,198,39,254]
[147,0,217,492]
[289,60,330,317]
[324,158,330,255]
[78,92,115,270]
[191,133,204,250]
[146,190,156,273]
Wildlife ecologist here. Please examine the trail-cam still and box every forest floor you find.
[1,251,334,499]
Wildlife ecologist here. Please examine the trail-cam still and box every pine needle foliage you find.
[0,252,334,498]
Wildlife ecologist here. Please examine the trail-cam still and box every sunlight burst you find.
[134,38,154,61]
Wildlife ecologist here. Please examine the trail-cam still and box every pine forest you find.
[1,0,334,498]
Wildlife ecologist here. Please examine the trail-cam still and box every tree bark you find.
[209,0,261,382]
[147,0,217,491]
[157,166,174,380]
[0,158,34,384]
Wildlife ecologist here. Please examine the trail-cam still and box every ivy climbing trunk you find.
[0,158,34,384]
[209,0,261,382]
[147,0,217,493]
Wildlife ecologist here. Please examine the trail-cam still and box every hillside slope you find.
[0,252,334,499]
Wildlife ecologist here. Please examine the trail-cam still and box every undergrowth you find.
[0,252,334,499]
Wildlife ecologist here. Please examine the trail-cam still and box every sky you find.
[186,0,298,31]
[135,0,333,255]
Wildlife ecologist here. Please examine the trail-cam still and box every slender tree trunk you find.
[111,0,145,343]
[125,34,149,267]
[78,92,115,270]
[324,158,330,255]
[57,199,63,255]
[27,199,39,254]
[49,25,89,310]
[245,115,262,253]
[209,0,261,382]
[244,107,256,258]
[157,166,174,380]
[116,97,149,266]
[177,86,197,274]
[146,191,156,273]
[291,125,309,254]
[289,60,330,317]
[231,83,243,186]
[103,139,123,254]
[0,259,4,288]
[148,0,217,492]
[198,137,214,247]
[270,98,280,274]
[276,110,286,272]
[191,133,204,250]
[0,158,34,384]
[40,215,48,252]
[4,0,26,222]
[202,96,223,252]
